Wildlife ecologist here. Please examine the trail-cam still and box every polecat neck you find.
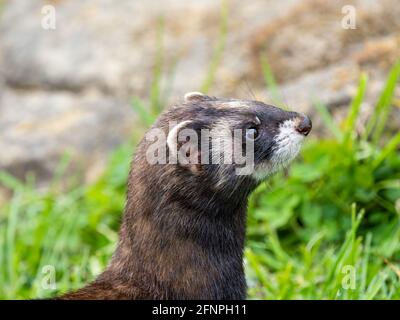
[99,166,251,299]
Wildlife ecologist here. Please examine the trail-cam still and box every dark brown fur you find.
[57,95,309,300]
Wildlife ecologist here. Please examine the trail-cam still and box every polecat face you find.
[146,92,311,192]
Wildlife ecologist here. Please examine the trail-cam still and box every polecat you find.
[58,92,311,300]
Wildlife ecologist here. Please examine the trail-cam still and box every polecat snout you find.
[58,92,311,300]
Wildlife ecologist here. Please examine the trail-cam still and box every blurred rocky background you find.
[0,0,399,186]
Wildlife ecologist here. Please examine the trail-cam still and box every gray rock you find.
[0,88,135,184]
[0,0,398,186]
[0,0,272,185]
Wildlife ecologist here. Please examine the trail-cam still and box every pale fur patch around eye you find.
[253,119,304,181]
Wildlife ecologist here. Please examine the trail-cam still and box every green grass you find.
[0,27,399,300]
[244,62,400,299]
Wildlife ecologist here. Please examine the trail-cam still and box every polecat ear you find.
[167,121,192,154]
[184,91,208,102]
[167,121,202,174]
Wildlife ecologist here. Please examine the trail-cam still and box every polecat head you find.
[143,92,311,196]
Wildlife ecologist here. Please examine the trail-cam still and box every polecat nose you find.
[296,115,312,136]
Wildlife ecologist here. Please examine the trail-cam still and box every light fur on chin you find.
[253,119,304,181]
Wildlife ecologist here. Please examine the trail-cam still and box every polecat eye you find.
[246,126,259,140]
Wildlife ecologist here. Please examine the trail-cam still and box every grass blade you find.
[131,97,155,127]
[343,73,368,144]
[364,271,387,300]
[360,233,372,297]
[0,171,25,191]
[200,0,228,93]
[364,61,400,144]
[312,99,343,141]
[150,16,166,116]
[325,204,364,295]
[372,131,400,169]
[261,55,286,108]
